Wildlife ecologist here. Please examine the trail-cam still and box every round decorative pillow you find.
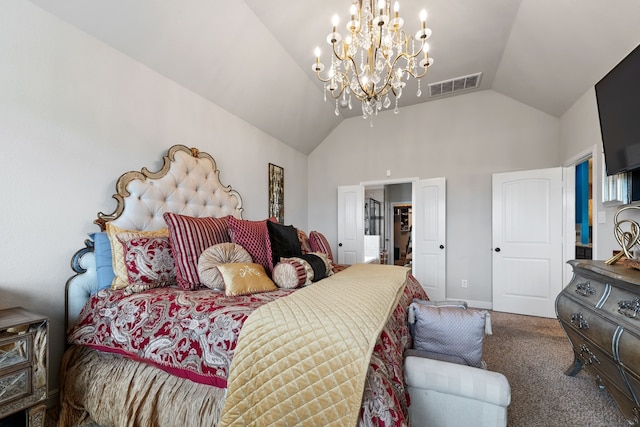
[198,243,252,290]
[272,258,313,289]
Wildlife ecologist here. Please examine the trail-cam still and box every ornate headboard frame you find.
[65,145,243,332]
[96,144,243,231]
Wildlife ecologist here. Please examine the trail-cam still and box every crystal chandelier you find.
[312,0,434,120]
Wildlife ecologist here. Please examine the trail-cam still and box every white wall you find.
[308,90,561,304]
[0,1,307,393]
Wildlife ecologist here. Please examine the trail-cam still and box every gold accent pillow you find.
[217,263,277,297]
[106,222,169,289]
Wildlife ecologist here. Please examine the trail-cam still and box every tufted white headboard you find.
[66,145,243,332]
[97,145,243,231]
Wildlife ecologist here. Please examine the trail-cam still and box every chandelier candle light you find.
[313,0,434,121]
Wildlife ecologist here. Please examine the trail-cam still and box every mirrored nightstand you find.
[0,307,48,427]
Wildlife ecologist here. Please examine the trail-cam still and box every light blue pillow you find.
[90,232,115,294]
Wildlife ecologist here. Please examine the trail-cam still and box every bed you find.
[59,145,428,427]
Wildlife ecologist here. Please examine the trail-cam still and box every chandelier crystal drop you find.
[312,0,434,120]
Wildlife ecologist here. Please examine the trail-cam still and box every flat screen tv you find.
[596,43,640,176]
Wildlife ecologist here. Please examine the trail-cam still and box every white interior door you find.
[337,185,364,264]
[492,168,563,318]
[413,177,446,301]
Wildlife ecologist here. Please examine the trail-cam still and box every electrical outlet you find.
[461,279,468,288]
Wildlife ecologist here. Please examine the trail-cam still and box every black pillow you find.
[267,221,302,266]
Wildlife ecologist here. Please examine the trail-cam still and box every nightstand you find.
[0,307,48,427]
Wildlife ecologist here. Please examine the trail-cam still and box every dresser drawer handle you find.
[570,312,589,329]
[575,281,595,297]
[618,298,640,319]
[579,344,600,365]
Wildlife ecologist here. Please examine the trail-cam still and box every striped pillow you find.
[163,212,230,289]
[272,258,312,289]
[272,253,332,289]
[309,231,333,261]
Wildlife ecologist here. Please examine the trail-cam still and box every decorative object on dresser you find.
[556,260,640,425]
[605,205,640,265]
[0,307,48,427]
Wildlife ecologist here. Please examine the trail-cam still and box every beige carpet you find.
[484,311,631,427]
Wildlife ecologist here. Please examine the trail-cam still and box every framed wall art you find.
[268,163,284,223]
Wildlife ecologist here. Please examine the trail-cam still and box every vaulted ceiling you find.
[28,0,640,154]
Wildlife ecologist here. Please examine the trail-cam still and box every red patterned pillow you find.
[227,217,275,275]
[308,231,333,261]
[297,229,312,254]
[163,212,230,289]
[118,236,176,291]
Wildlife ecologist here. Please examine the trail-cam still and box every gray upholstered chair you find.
[403,301,511,427]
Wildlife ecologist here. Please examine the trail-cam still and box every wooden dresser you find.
[0,307,48,427]
[557,260,640,425]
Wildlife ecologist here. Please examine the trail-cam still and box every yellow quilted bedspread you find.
[219,263,410,427]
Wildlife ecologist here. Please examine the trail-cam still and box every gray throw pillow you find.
[411,303,487,368]
[408,300,468,341]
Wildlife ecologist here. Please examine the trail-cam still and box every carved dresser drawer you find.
[556,296,618,351]
[556,260,640,425]
[0,307,48,427]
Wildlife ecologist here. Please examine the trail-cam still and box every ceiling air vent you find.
[428,72,482,98]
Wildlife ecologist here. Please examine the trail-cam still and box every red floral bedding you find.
[68,269,427,426]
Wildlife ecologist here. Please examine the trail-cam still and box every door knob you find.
[338,243,343,247]
[495,247,501,252]
[439,245,444,249]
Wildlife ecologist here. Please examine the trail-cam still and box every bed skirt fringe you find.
[58,346,226,427]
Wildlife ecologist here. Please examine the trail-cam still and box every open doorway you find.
[561,145,599,287]
[392,204,412,266]
[363,182,412,265]
[575,157,593,259]
[364,187,384,263]
[386,183,412,266]
[341,177,446,299]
